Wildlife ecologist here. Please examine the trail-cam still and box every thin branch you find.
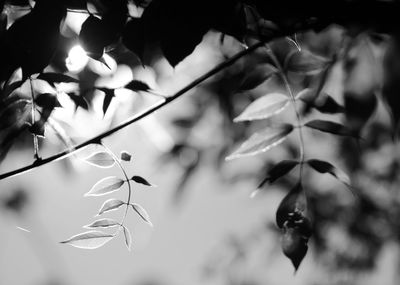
[29,78,40,161]
[0,41,266,181]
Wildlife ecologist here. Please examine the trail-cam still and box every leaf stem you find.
[265,45,306,177]
[101,144,132,226]
[29,78,40,161]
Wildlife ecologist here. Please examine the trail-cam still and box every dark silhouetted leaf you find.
[307,159,351,186]
[239,64,277,91]
[131,175,153,186]
[97,199,125,216]
[258,160,299,188]
[79,15,107,59]
[131,203,153,227]
[123,226,132,251]
[97,88,115,115]
[125,80,151,92]
[84,151,115,168]
[35,93,61,109]
[305,120,357,137]
[226,124,294,160]
[281,224,308,272]
[276,183,307,228]
[85,176,125,197]
[120,151,132,162]
[297,90,345,114]
[60,231,114,249]
[37,73,79,87]
[234,93,289,122]
[1,80,25,98]
[84,218,120,229]
[28,121,45,137]
[285,50,330,75]
[67,92,89,110]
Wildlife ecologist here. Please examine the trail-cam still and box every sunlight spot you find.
[66,45,89,72]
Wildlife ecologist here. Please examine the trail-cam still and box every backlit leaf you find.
[239,63,277,91]
[276,183,307,229]
[226,124,294,160]
[307,159,351,186]
[258,160,299,188]
[131,203,153,227]
[304,120,357,137]
[123,226,132,251]
[234,93,289,122]
[84,218,120,229]
[84,151,115,168]
[85,176,125,196]
[281,225,308,272]
[97,199,125,215]
[60,231,114,249]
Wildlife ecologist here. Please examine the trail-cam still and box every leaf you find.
[79,15,106,59]
[234,93,289,122]
[60,231,114,249]
[67,92,89,111]
[276,183,308,229]
[307,159,351,186]
[37,73,79,86]
[239,64,277,91]
[85,176,125,197]
[226,124,294,160]
[84,218,120,229]
[1,80,25,98]
[122,226,132,251]
[84,151,115,168]
[131,175,153,187]
[131,203,153,227]
[297,90,345,114]
[35,93,62,109]
[28,120,45,137]
[125,80,151,92]
[304,120,357,137]
[120,151,132,162]
[281,225,308,272]
[96,88,115,115]
[258,160,299,188]
[285,50,330,75]
[97,199,125,215]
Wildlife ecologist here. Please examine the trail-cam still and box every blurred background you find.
[2,2,400,285]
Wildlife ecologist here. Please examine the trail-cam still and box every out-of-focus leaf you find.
[37,73,79,87]
[131,203,153,227]
[1,80,25,98]
[239,63,277,91]
[344,91,376,135]
[120,151,132,162]
[307,159,351,186]
[28,120,45,138]
[285,50,330,75]
[35,93,61,109]
[96,87,115,115]
[234,93,289,122]
[281,224,308,272]
[226,124,294,160]
[131,175,153,187]
[304,120,357,137]
[123,226,132,251]
[0,98,30,131]
[84,151,115,168]
[84,218,120,229]
[97,199,125,215]
[60,231,114,249]
[67,92,89,111]
[85,176,125,197]
[258,160,299,188]
[125,80,151,92]
[79,15,106,59]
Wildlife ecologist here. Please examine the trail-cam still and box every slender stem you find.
[0,41,266,181]
[102,144,132,227]
[265,45,306,177]
[29,78,40,160]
